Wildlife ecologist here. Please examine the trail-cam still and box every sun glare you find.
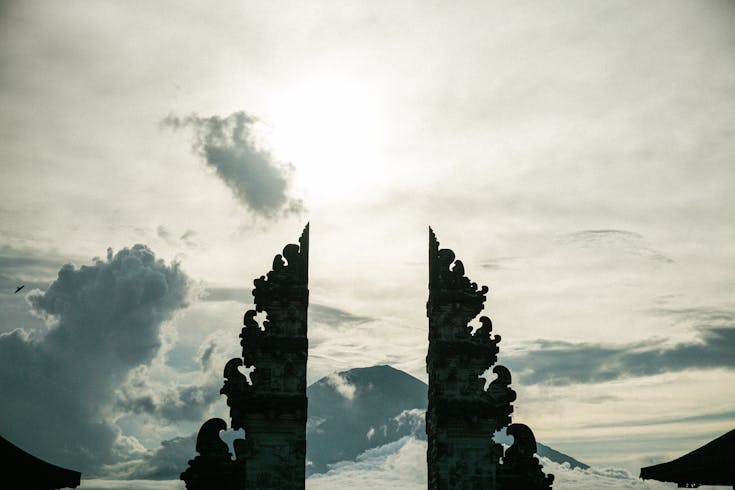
[260,77,387,201]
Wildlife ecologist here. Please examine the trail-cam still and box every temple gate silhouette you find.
[427,228,553,489]
[182,224,309,489]
[181,225,552,489]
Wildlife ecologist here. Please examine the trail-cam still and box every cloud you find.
[651,305,735,327]
[310,304,373,326]
[156,226,172,242]
[0,245,72,281]
[200,286,251,303]
[162,111,304,219]
[197,293,373,329]
[306,436,426,490]
[78,479,184,490]
[0,245,189,474]
[305,435,669,490]
[154,226,197,249]
[392,408,425,437]
[480,256,520,271]
[555,229,674,264]
[506,326,735,385]
[179,230,196,248]
[101,433,196,481]
[325,372,357,400]
[580,408,735,430]
[540,458,675,489]
[113,365,220,423]
[113,328,233,425]
[81,436,703,490]
[307,436,683,490]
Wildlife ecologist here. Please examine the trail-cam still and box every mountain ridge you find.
[306,364,588,475]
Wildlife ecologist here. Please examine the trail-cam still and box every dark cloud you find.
[133,434,195,480]
[114,366,220,423]
[107,427,245,481]
[104,433,196,480]
[0,245,189,474]
[506,326,735,385]
[163,111,304,219]
[0,276,48,335]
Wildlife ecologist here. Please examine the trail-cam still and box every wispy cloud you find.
[555,229,674,264]
[310,304,373,326]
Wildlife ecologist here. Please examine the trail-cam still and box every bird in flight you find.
[14,285,24,294]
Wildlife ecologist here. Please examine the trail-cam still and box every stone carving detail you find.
[180,418,246,490]
[426,228,552,489]
[498,424,555,490]
[182,225,309,489]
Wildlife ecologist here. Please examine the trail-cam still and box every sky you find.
[1,0,734,488]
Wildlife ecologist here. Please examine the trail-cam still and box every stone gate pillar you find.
[182,224,309,489]
[426,228,552,490]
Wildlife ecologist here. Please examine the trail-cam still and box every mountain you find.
[306,364,588,475]
[306,365,427,475]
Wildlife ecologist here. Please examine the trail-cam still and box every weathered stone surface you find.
[182,225,309,489]
[426,228,552,490]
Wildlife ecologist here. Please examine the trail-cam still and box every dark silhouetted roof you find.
[640,428,735,487]
[0,435,81,489]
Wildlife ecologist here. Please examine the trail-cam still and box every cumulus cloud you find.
[163,111,304,219]
[506,326,735,385]
[306,436,426,490]
[0,245,189,474]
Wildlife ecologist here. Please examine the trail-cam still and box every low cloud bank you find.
[307,436,693,489]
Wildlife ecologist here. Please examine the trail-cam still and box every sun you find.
[259,75,388,202]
